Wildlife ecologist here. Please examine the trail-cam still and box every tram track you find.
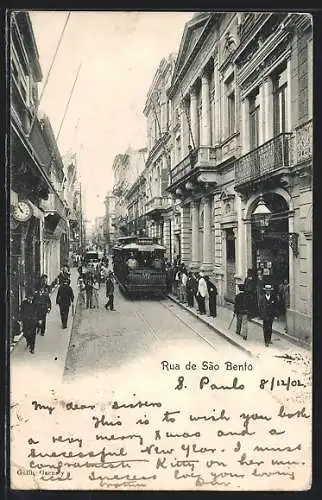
[115,281,219,352]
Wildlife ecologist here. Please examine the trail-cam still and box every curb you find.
[167,294,253,358]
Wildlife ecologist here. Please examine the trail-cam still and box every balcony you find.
[294,119,312,164]
[234,133,292,190]
[40,192,67,220]
[170,146,217,187]
[145,196,171,216]
[29,117,52,169]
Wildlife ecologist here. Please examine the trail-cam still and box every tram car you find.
[112,237,167,295]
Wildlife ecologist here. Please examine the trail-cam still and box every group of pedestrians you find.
[168,259,289,348]
[18,267,75,354]
[77,259,116,312]
[233,269,288,347]
[168,262,218,318]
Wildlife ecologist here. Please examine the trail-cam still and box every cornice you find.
[168,15,216,99]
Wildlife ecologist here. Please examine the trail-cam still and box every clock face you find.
[12,201,33,222]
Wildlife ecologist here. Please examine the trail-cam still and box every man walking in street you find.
[56,279,74,329]
[234,284,248,340]
[20,294,38,353]
[84,270,94,309]
[105,271,115,311]
[33,285,51,336]
[259,284,278,347]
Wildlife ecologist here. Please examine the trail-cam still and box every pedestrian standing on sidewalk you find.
[33,285,51,336]
[180,267,188,303]
[234,284,248,340]
[197,270,207,315]
[174,267,181,298]
[205,275,218,318]
[186,271,195,307]
[93,279,100,308]
[56,279,74,329]
[244,268,257,319]
[105,271,115,311]
[20,294,38,353]
[259,284,278,347]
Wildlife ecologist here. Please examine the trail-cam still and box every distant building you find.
[103,192,116,252]
[112,147,147,238]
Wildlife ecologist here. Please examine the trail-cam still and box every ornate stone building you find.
[166,12,312,344]
[143,55,176,252]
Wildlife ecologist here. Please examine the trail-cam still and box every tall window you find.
[248,88,260,149]
[176,135,181,163]
[11,46,29,105]
[225,74,235,137]
[272,64,288,136]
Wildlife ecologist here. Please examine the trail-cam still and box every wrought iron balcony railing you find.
[170,146,217,186]
[235,133,292,187]
[294,119,312,164]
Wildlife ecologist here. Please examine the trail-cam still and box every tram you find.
[112,237,167,295]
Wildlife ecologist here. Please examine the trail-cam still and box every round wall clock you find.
[12,200,33,223]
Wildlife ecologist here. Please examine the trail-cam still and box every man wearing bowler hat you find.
[259,284,278,347]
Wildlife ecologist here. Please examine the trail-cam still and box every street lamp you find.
[252,195,272,236]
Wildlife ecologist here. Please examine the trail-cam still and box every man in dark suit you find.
[234,284,248,340]
[33,286,51,336]
[20,295,38,353]
[259,284,278,347]
[105,271,115,311]
[56,279,74,329]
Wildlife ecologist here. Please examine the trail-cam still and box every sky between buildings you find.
[29,10,193,225]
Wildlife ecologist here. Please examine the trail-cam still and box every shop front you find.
[246,191,295,325]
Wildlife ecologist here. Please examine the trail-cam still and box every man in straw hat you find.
[259,284,278,347]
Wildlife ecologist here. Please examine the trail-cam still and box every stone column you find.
[235,194,244,279]
[181,204,191,265]
[286,58,292,131]
[190,86,198,148]
[213,62,221,145]
[240,98,249,155]
[163,218,171,260]
[201,72,211,146]
[202,196,212,270]
[258,82,265,145]
[180,104,186,160]
[263,77,273,142]
[191,200,200,269]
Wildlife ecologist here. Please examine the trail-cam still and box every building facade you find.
[112,147,147,239]
[103,192,116,253]
[10,12,68,318]
[166,12,312,343]
[143,55,176,251]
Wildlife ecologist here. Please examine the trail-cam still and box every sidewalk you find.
[167,292,310,359]
[11,269,79,387]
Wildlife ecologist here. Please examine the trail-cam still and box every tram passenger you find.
[127,252,138,269]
